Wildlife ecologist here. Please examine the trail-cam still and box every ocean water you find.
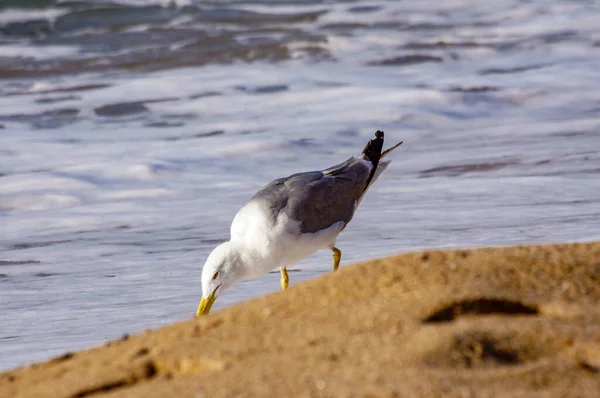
[1,0,600,370]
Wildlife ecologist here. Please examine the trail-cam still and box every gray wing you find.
[251,157,371,233]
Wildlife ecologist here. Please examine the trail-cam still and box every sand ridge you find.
[2,241,600,398]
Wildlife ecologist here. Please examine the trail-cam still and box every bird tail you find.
[360,130,403,190]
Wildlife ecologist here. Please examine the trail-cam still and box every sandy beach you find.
[3,0,600,373]
[2,241,600,398]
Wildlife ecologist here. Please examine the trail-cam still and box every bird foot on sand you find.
[333,247,341,272]
[280,267,289,290]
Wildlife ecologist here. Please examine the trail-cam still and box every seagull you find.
[197,130,402,316]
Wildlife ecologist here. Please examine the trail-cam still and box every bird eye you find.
[212,271,219,280]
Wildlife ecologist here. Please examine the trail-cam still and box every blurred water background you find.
[1,0,599,370]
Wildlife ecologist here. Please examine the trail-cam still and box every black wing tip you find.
[361,130,385,164]
[359,130,385,191]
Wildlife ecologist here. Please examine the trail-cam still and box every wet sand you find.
[2,241,600,398]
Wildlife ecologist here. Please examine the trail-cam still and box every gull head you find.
[197,241,245,317]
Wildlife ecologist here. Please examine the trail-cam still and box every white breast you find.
[229,199,344,276]
[230,200,273,243]
[274,213,344,268]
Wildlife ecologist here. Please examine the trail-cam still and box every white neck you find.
[227,239,275,279]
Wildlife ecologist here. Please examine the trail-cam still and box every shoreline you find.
[2,241,600,397]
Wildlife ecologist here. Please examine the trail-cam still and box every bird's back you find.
[231,131,402,242]
[246,156,371,236]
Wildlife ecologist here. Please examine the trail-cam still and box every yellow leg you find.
[280,267,289,290]
[332,247,341,272]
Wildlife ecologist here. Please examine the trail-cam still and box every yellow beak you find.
[196,286,218,317]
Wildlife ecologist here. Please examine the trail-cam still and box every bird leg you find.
[280,267,289,290]
[332,247,342,272]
